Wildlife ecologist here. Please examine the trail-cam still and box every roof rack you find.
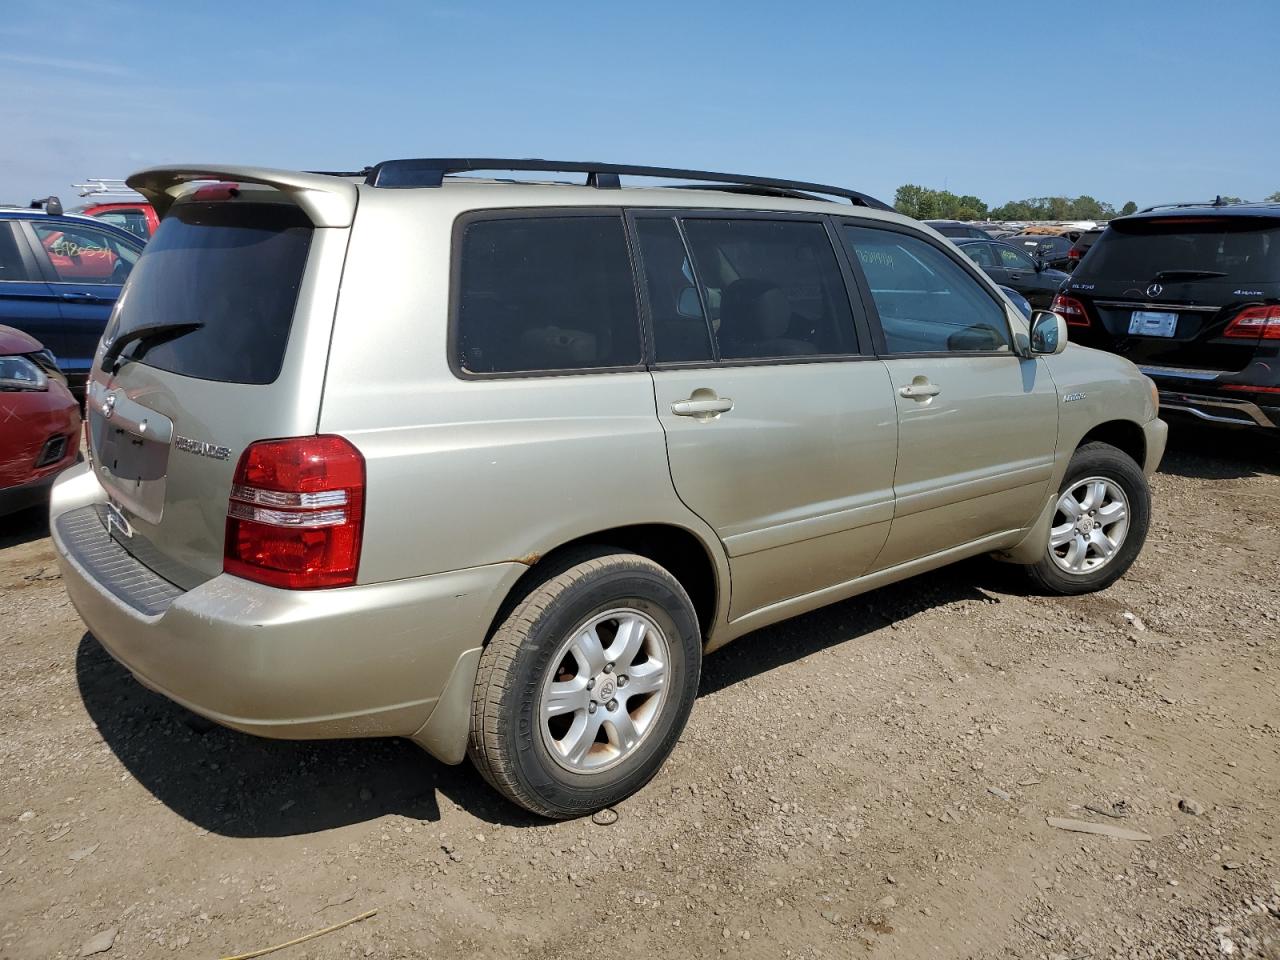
[28,196,63,216]
[362,158,892,210]
[1138,196,1243,213]
[74,178,146,200]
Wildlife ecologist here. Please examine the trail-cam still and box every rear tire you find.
[1024,442,1150,595]
[468,551,702,819]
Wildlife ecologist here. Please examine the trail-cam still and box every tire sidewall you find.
[504,564,700,813]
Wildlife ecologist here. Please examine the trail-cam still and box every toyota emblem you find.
[1146,282,1163,298]
[101,394,116,419]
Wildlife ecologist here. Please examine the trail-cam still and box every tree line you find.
[893,184,1280,222]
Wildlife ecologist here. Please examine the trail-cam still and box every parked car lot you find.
[1,426,1275,959]
[0,205,143,398]
[1005,233,1076,271]
[1056,200,1280,431]
[952,236,1070,309]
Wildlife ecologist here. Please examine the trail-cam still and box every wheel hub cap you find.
[595,674,617,702]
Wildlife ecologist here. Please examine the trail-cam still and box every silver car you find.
[51,159,1166,818]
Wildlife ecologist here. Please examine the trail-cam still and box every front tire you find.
[1025,441,1151,595]
[468,551,702,819]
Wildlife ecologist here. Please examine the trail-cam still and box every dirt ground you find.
[2,424,1277,960]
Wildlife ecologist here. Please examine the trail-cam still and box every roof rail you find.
[1138,196,1240,214]
[363,158,892,210]
[74,178,145,199]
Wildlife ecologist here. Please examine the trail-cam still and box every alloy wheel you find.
[1048,476,1130,575]
[538,608,670,773]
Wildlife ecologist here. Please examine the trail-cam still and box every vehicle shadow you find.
[74,634,545,837]
[699,559,999,697]
[0,504,51,550]
[76,560,1001,837]
[1157,421,1279,480]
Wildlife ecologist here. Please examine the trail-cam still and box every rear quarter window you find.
[108,202,313,384]
[453,215,642,375]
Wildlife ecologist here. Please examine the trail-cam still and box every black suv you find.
[1056,202,1280,430]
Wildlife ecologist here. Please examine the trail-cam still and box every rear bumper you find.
[1157,390,1278,429]
[1140,365,1280,429]
[50,462,523,760]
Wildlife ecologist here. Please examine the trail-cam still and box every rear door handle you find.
[899,381,942,400]
[60,291,108,303]
[671,395,734,419]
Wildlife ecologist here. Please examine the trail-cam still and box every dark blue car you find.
[0,206,144,398]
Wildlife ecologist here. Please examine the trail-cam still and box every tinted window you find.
[0,224,30,282]
[844,226,1011,354]
[456,216,641,374]
[31,221,139,284]
[997,244,1035,269]
[106,202,312,384]
[93,208,151,239]
[1081,218,1280,284]
[960,242,995,267]
[681,218,857,360]
[634,218,714,363]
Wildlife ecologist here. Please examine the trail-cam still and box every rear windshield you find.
[108,202,313,384]
[1082,217,1280,284]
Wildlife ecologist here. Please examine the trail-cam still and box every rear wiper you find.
[100,321,204,373]
[1152,269,1228,282]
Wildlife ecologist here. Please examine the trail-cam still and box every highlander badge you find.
[174,435,232,461]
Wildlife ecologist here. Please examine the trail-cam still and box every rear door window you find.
[31,221,139,284]
[633,217,715,363]
[107,202,313,384]
[677,218,858,360]
[844,225,1012,354]
[1081,217,1280,283]
[455,215,641,375]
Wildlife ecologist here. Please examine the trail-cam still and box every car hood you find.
[0,324,43,356]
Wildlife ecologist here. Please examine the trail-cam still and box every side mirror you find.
[1029,310,1068,355]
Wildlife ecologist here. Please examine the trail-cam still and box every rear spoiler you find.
[125,165,358,227]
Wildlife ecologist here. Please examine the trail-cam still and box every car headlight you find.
[0,355,50,392]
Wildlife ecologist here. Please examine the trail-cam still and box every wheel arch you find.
[486,522,726,647]
[1077,419,1146,467]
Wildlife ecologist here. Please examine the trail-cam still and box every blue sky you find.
[2,0,1278,211]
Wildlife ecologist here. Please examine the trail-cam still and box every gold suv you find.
[51,159,1166,818]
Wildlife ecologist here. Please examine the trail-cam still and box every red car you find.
[0,325,81,516]
[80,200,158,240]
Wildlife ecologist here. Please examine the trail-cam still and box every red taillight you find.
[1068,247,1082,260]
[192,182,241,201]
[1052,293,1091,328]
[223,436,365,589]
[1223,305,1280,340]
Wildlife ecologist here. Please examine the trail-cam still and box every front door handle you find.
[60,291,108,303]
[899,380,942,400]
[671,393,734,419]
